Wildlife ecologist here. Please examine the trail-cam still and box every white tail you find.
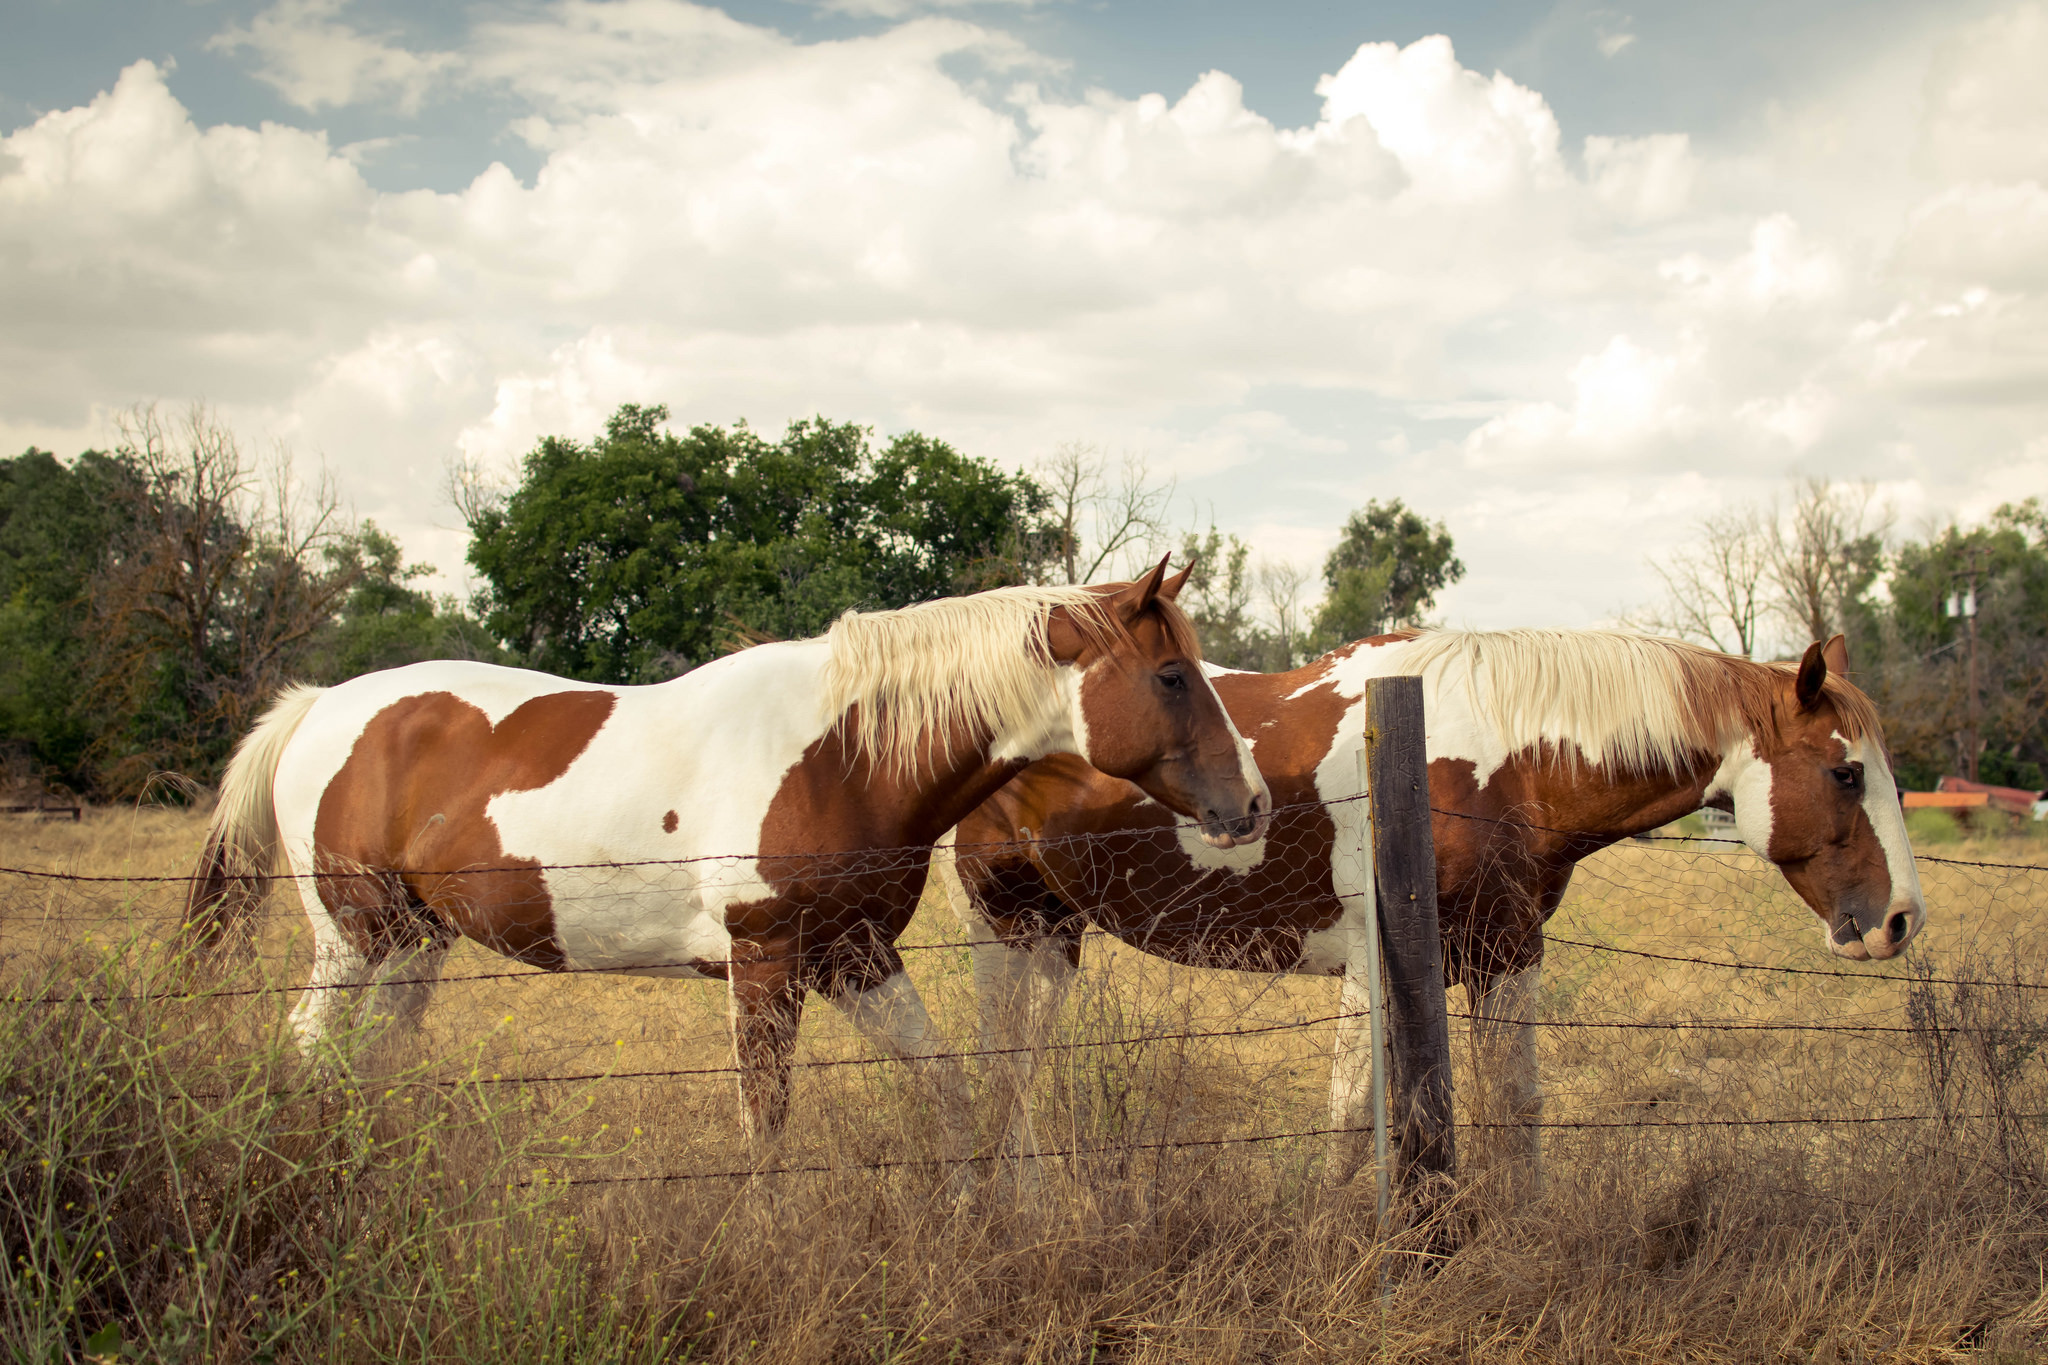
[183,684,325,954]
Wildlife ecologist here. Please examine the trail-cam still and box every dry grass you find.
[2,807,2045,1363]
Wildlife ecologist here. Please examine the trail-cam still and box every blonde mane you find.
[1388,629,1883,775]
[821,584,1200,777]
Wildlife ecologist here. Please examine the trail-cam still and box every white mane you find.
[1389,629,1878,775]
[821,585,1120,776]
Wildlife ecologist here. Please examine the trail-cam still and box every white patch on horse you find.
[1298,717,1374,974]
[830,970,942,1057]
[488,641,839,975]
[1705,736,1775,858]
[992,663,1085,765]
[1173,818,1267,870]
[1839,728,1926,944]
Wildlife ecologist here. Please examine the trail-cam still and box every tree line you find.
[0,403,1462,798]
[1639,479,2048,791]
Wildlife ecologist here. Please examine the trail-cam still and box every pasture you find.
[3,807,2046,1363]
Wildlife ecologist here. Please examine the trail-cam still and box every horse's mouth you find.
[1197,805,1271,849]
[1828,905,1918,962]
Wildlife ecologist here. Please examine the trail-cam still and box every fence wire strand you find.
[5,801,2047,1193]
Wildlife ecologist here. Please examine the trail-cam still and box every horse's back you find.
[271,660,619,853]
[262,650,842,970]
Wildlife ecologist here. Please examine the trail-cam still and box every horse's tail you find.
[182,683,325,960]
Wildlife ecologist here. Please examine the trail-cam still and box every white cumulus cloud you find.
[2,3,2046,626]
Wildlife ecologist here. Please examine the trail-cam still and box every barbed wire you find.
[516,1109,2048,1189]
[8,799,2045,1200]
[1544,935,2048,991]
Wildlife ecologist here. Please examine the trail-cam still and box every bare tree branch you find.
[1641,506,1772,656]
[1035,443,1175,584]
[1769,477,1890,652]
[1258,558,1312,667]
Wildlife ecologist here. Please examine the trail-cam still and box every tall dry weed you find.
[1,810,2045,1361]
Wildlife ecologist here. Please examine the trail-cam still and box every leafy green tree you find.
[1865,500,2048,790]
[465,405,1052,682]
[301,522,504,682]
[0,409,498,797]
[1174,525,1281,671]
[1311,500,1465,649]
[0,449,139,786]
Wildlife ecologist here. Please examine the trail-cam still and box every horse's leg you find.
[1467,962,1543,1191]
[1326,809,1380,1188]
[972,920,1078,1170]
[1327,934,1377,1188]
[357,930,451,1072]
[934,836,1078,1173]
[288,894,373,1068]
[824,950,973,1183]
[728,952,808,1148]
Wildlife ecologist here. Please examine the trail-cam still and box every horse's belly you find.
[544,867,735,978]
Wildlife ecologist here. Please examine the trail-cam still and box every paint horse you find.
[935,629,1924,1180]
[184,564,1271,1144]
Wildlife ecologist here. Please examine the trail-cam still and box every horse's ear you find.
[1114,554,1173,620]
[1796,640,1829,711]
[1821,633,1850,678]
[1159,559,1195,602]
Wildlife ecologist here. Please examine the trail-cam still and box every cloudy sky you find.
[3,0,2043,632]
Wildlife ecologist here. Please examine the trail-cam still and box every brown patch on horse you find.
[956,632,1736,991]
[958,651,1368,976]
[313,689,617,969]
[662,810,679,834]
[739,713,1034,1000]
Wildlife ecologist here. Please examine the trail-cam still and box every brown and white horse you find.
[185,565,1270,1142]
[935,628,1925,1176]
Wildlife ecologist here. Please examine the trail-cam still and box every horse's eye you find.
[1832,764,1863,792]
[1157,666,1188,693]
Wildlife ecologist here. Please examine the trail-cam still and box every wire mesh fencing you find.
[1,799,2044,1202]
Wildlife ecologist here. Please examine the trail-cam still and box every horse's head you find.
[1046,558,1271,848]
[1709,634,1925,961]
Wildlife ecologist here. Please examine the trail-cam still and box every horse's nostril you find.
[1887,911,1911,942]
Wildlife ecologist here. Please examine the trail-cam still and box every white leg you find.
[289,900,373,1065]
[1325,805,1380,1188]
[1328,956,1375,1186]
[1469,963,1543,1190]
[969,930,1075,1163]
[935,835,1077,1164]
[828,971,973,1166]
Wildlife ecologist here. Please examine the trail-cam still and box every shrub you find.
[1906,807,1964,845]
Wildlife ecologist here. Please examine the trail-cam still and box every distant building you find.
[1901,776,2048,823]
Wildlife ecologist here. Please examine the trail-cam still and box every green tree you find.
[0,409,500,797]
[1311,500,1464,649]
[301,522,504,682]
[0,449,139,786]
[464,405,1051,682]
[1865,500,2048,790]
[1176,525,1279,670]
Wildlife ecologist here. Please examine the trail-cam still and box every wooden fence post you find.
[1364,676,1457,1186]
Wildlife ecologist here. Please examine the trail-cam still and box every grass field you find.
[3,807,2045,1362]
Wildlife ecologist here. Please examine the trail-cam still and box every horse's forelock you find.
[1143,593,1206,665]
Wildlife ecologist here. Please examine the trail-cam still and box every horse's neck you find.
[1503,749,1724,851]
[827,715,1036,850]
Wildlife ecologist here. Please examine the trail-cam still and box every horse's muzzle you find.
[1828,899,1923,962]
[1197,791,1271,849]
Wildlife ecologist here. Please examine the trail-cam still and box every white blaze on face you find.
[1198,666,1272,831]
[1843,730,1926,945]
